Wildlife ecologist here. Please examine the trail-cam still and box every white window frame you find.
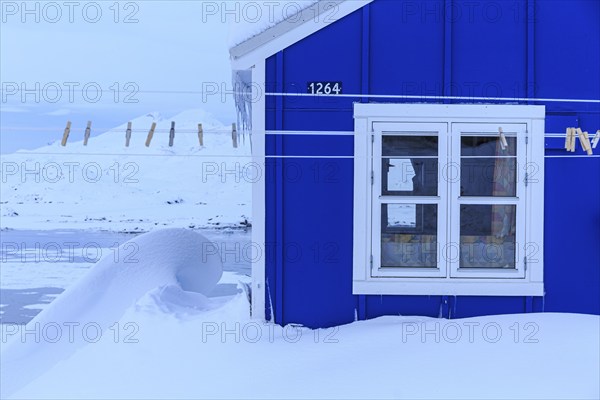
[449,123,527,279]
[372,122,448,278]
[353,104,545,296]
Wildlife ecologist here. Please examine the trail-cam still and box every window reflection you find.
[459,204,516,269]
[381,204,438,268]
[382,136,438,196]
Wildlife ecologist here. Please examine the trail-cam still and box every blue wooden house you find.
[230,0,600,328]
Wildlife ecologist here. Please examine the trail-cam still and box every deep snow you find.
[0,229,223,397]
[3,298,599,399]
[1,229,598,399]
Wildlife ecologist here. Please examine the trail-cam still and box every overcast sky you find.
[0,1,238,153]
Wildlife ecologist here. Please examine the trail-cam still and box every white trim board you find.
[230,0,374,70]
[251,61,267,320]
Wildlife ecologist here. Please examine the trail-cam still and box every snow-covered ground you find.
[2,109,599,400]
[1,229,598,400]
[0,109,252,231]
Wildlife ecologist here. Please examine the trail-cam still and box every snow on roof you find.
[228,0,320,50]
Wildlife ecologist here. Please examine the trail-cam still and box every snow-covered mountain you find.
[0,109,252,232]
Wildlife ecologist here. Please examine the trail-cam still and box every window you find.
[353,105,545,296]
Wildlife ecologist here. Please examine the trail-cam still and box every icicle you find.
[232,69,253,149]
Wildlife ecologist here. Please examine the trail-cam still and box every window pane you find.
[460,158,517,197]
[381,204,437,268]
[461,136,516,157]
[383,136,438,157]
[460,204,516,269]
[383,158,438,196]
[460,136,517,197]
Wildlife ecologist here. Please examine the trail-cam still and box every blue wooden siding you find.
[265,0,600,328]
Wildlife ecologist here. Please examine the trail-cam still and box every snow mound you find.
[0,228,222,398]
[0,108,252,231]
[134,285,218,318]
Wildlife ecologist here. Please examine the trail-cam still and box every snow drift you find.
[0,228,223,398]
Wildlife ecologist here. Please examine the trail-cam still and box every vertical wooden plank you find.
[197,123,204,147]
[145,122,157,147]
[275,50,284,325]
[360,4,370,104]
[527,0,535,103]
[61,121,71,146]
[125,122,132,147]
[169,121,175,147]
[525,296,534,313]
[357,295,367,321]
[83,121,92,146]
[358,3,371,319]
[443,0,453,103]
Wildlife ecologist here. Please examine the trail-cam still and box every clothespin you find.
[566,128,576,152]
[498,127,508,151]
[169,121,175,147]
[577,128,593,155]
[592,130,600,149]
[146,122,156,147]
[564,127,571,151]
[125,122,132,147]
[61,121,71,146]
[83,121,92,146]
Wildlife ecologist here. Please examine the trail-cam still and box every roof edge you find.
[230,0,373,69]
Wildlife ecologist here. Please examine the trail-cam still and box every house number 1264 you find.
[307,82,342,95]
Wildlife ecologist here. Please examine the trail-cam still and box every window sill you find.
[353,280,544,296]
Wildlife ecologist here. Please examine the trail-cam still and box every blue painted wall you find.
[264,0,600,328]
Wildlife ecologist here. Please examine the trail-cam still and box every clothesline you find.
[265,92,600,104]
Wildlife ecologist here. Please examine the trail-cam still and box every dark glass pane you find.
[382,158,438,196]
[383,136,438,157]
[381,204,438,268]
[460,204,516,269]
[461,136,517,157]
[460,158,517,197]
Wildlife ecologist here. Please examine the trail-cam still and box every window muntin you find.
[371,122,527,279]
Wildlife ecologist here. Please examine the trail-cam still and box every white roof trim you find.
[230,0,373,69]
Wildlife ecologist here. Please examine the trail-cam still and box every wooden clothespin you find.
[125,122,132,147]
[198,123,204,147]
[61,121,71,146]
[592,130,600,149]
[577,128,593,155]
[146,122,156,147]
[565,128,576,152]
[83,121,92,146]
[498,127,508,151]
[232,123,238,148]
[169,121,175,147]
